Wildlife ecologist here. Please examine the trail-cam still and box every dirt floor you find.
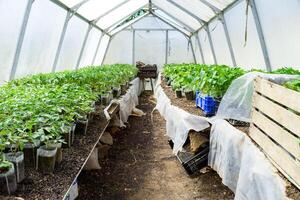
[77,92,234,200]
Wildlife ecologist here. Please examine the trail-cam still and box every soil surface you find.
[77,92,234,200]
[0,106,109,200]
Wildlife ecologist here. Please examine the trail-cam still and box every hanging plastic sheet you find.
[216,72,299,122]
[209,119,286,200]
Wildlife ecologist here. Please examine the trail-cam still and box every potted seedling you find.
[37,133,59,174]
[101,92,110,106]
[75,114,89,135]
[5,134,26,183]
[120,82,127,95]
[0,140,17,195]
[46,136,64,167]
[111,85,121,98]
[62,125,72,148]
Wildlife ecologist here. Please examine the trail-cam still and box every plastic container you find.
[175,90,183,98]
[112,87,121,98]
[5,152,25,183]
[185,90,194,100]
[197,93,220,116]
[75,119,89,135]
[48,143,63,166]
[23,140,41,168]
[101,93,109,106]
[120,84,127,95]
[0,164,17,195]
[37,145,57,174]
[63,129,72,148]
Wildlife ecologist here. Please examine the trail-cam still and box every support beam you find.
[52,11,72,72]
[205,25,217,64]
[249,0,271,72]
[199,0,221,13]
[152,13,191,37]
[92,0,129,23]
[132,30,136,66]
[71,0,90,11]
[196,34,205,64]
[153,4,195,32]
[189,38,197,64]
[101,37,111,65]
[76,24,93,69]
[92,32,104,65]
[219,14,236,66]
[165,30,169,64]
[9,0,34,80]
[167,0,206,24]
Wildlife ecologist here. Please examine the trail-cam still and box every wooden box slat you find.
[254,77,300,113]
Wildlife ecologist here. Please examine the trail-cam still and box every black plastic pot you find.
[0,164,17,195]
[23,140,40,168]
[75,119,89,135]
[5,152,25,183]
[112,87,121,98]
[175,90,183,98]
[37,145,57,174]
[120,84,127,95]
[185,90,194,100]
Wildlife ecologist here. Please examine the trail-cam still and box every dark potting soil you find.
[77,92,234,200]
[0,105,109,200]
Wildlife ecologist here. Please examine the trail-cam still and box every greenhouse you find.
[0,0,300,199]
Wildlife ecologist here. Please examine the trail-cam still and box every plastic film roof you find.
[57,0,237,35]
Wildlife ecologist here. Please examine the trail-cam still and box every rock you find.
[98,144,111,159]
[100,132,113,145]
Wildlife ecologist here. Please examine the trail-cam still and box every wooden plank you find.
[249,125,300,189]
[253,93,300,137]
[252,109,300,160]
[254,77,300,113]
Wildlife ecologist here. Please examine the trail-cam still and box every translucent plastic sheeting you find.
[172,0,215,22]
[109,12,148,35]
[97,0,148,30]
[209,19,232,66]
[225,1,265,70]
[191,35,203,64]
[78,28,102,68]
[256,0,300,70]
[209,119,286,200]
[104,31,133,65]
[135,30,166,69]
[167,31,194,64]
[153,0,201,31]
[94,34,110,65]
[59,0,82,7]
[56,16,88,71]
[198,29,214,64]
[77,0,125,21]
[16,0,66,78]
[132,16,172,29]
[153,10,191,36]
[216,72,299,122]
[205,0,234,10]
[154,74,210,154]
[0,0,27,84]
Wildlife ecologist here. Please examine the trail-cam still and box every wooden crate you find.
[250,77,300,189]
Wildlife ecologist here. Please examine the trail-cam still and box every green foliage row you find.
[0,64,137,156]
[164,64,245,98]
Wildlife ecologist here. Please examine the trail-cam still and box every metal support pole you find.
[132,30,136,66]
[92,32,104,65]
[219,14,236,66]
[76,24,92,69]
[165,30,169,64]
[249,0,271,72]
[189,38,197,64]
[196,33,205,64]
[205,25,217,64]
[52,11,72,72]
[9,0,34,80]
[101,37,111,66]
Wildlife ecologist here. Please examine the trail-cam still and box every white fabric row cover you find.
[154,74,210,153]
[209,119,286,200]
[58,0,237,31]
